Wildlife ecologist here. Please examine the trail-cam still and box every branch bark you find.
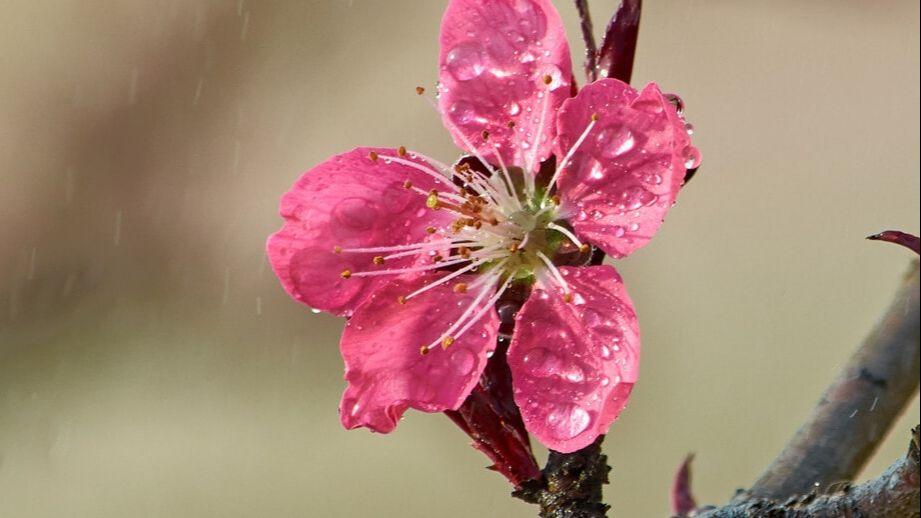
[696,426,920,518]
[513,436,611,517]
[748,261,920,499]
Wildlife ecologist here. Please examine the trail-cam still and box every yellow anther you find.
[415,86,426,95]
[368,151,379,162]
[426,192,440,209]
[333,245,342,254]
[397,296,407,305]
[340,269,352,279]
[441,336,455,348]
[397,146,407,157]
[425,226,437,234]
[579,244,590,253]
[373,256,385,265]
[419,345,430,356]
[550,195,561,205]
[563,292,574,303]
[542,74,553,85]
[591,112,599,122]
[453,283,468,294]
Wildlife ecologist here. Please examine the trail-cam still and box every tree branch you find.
[513,436,611,518]
[747,261,920,499]
[696,426,920,518]
[573,0,598,82]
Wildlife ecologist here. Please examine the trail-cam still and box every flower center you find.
[336,79,600,354]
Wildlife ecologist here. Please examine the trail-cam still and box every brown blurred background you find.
[1,1,918,516]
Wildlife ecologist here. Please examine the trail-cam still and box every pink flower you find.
[267,0,698,454]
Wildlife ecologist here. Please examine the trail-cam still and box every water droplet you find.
[506,102,521,116]
[546,405,592,439]
[450,348,476,375]
[596,126,635,158]
[446,44,486,81]
[682,145,702,169]
[449,101,477,126]
[522,347,562,378]
[334,198,376,229]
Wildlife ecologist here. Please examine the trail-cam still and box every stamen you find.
[543,115,597,201]
[350,252,506,278]
[420,270,503,353]
[547,222,586,249]
[340,239,477,254]
[401,256,495,301]
[415,86,426,95]
[536,251,571,299]
[340,269,352,279]
[372,255,385,265]
[450,273,516,343]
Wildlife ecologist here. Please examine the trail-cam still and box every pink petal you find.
[438,0,573,171]
[339,274,499,433]
[507,265,639,453]
[555,79,697,258]
[266,147,454,316]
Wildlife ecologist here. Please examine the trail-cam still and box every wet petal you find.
[438,0,573,171]
[339,274,499,432]
[555,79,697,258]
[266,147,454,316]
[507,265,639,453]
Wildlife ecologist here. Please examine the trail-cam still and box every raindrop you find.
[446,44,486,81]
[546,405,592,439]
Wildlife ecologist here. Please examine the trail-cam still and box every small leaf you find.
[671,453,698,517]
[596,0,642,83]
[866,230,920,255]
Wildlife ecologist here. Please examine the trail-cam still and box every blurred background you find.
[1,1,918,516]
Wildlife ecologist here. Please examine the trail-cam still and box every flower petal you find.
[266,147,454,316]
[339,274,499,432]
[507,265,639,453]
[438,0,573,171]
[556,79,696,258]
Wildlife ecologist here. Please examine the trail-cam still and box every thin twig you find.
[748,261,920,499]
[573,0,598,82]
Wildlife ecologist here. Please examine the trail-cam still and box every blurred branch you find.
[747,261,920,500]
[695,426,920,518]
[573,0,598,82]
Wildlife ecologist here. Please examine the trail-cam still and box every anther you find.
[551,195,561,205]
[340,269,352,279]
[397,296,407,305]
[563,292,574,303]
[373,256,385,265]
[441,336,455,348]
[542,75,553,85]
[426,192,440,209]
[432,254,443,263]
[419,346,430,356]
[481,130,490,140]
[368,151,379,162]
[333,245,342,254]
[591,113,599,122]
[453,283,467,293]
[397,146,407,157]
[403,180,413,189]
[425,226,436,234]
[415,86,426,95]
[579,244,590,253]
[507,121,516,129]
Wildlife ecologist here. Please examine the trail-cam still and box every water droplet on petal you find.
[450,348,476,375]
[682,145,702,169]
[522,347,562,378]
[445,44,485,81]
[546,405,592,439]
